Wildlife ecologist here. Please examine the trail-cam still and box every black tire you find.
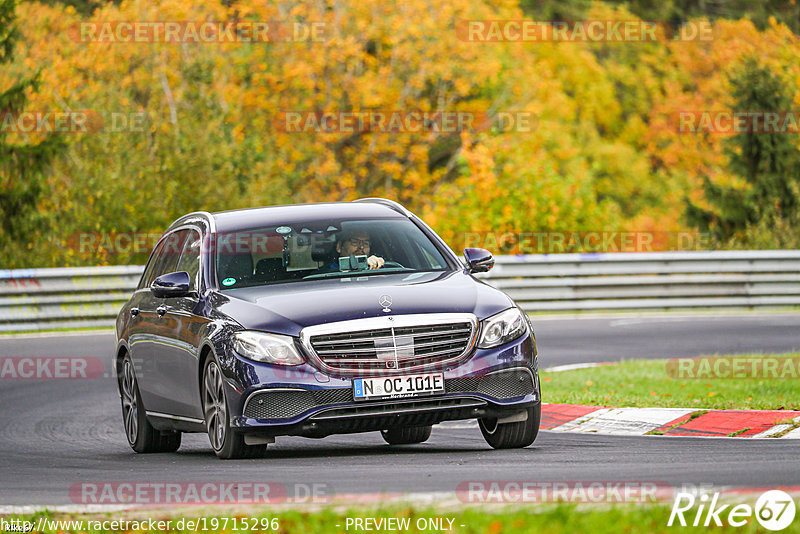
[120,355,181,453]
[381,425,432,445]
[479,404,540,449]
[202,358,266,459]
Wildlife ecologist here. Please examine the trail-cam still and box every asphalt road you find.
[534,312,800,366]
[1,313,799,506]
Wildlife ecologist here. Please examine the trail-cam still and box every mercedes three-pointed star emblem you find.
[379,294,392,312]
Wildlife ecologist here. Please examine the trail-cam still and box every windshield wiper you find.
[302,267,411,280]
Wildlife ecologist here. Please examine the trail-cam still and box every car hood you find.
[214,270,513,336]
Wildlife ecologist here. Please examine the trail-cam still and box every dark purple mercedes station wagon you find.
[115,198,540,458]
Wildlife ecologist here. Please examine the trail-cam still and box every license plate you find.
[353,373,445,401]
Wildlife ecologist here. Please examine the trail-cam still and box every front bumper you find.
[225,331,539,438]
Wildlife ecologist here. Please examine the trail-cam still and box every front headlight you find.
[478,307,528,349]
[233,331,305,366]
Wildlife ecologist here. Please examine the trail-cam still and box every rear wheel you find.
[479,404,540,449]
[120,355,181,453]
[381,425,432,445]
[203,359,265,459]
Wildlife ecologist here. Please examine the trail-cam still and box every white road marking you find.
[751,424,793,438]
[607,312,800,327]
[779,427,800,439]
[0,329,113,340]
[549,407,697,435]
[530,311,800,323]
[542,362,610,373]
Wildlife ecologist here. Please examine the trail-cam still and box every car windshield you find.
[215,218,450,289]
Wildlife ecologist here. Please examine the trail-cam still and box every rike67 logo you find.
[669,489,796,531]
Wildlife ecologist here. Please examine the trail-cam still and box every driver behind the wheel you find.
[335,229,385,270]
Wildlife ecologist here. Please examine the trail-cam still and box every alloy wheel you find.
[479,417,499,435]
[203,362,227,451]
[121,359,138,444]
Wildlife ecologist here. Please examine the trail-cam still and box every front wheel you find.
[202,359,265,459]
[479,404,540,449]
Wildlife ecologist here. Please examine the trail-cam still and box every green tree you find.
[518,0,595,21]
[0,0,64,261]
[684,56,800,245]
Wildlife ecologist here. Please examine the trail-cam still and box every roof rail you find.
[352,198,413,217]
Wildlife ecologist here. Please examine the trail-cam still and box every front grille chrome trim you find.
[300,313,479,377]
[311,327,473,347]
[315,336,468,355]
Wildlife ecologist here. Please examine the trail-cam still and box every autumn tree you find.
[685,56,800,246]
[5,0,800,266]
[0,0,64,259]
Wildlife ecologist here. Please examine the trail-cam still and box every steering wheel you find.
[382,261,405,269]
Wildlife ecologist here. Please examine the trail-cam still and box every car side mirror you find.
[151,271,192,298]
[463,248,494,273]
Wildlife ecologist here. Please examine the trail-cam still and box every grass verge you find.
[540,354,800,410]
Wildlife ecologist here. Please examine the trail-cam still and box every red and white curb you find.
[541,403,800,438]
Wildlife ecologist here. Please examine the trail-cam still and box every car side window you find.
[144,231,188,287]
[176,230,201,291]
[139,240,167,290]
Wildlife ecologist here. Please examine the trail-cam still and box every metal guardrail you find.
[1,250,799,331]
[0,266,143,332]
[481,250,800,312]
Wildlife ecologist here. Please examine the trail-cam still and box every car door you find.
[126,237,168,411]
[130,230,187,415]
[153,229,208,419]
